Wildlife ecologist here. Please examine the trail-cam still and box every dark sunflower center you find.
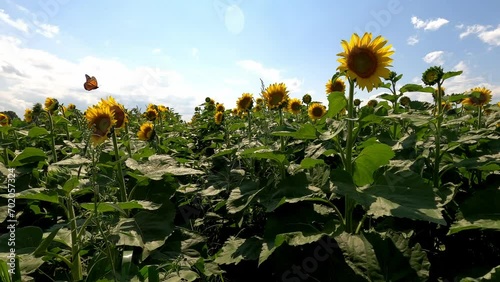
[291,103,301,111]
[312,107,323,117]
[348,47,378,78]
[270,92,284,105]
[330,82,344,92]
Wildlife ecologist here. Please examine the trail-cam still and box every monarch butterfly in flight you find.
[84,74,99,91]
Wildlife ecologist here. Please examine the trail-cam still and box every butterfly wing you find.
[84,74,99,91]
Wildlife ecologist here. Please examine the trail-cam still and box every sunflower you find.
[137,122,155,141]
[24,109,33,123]
[400,96,411,107]
[433,86,445,100]
[214,111,223,125]
[256,98,263,105]
[325,78,346,94]
[441,101,452,111]
[85,105,115,145]
[287,98,302,114]
[253,105,262,113]
[263,83,289,109]
[422,66,444,86]
[367,99,378,107]
[0,113,9,126]
[44,97,59,113]
[462,87,492,107]
[337,33,393,92]
[308,103,326,120]
[100,96,127,128]
[302,94,312,104]
[231,108,239,116]
[236,93,254,112]
[216,103,225,112]
[67,103,76,110]
[157,105,168,112]
[144,108,158,121]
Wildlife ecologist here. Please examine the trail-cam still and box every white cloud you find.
[458,24,500,46]
[152,48,162,54]
[0,7,59,38]
[411,16,449,31]
[423,51,445,65]
[0,9,29,32]
[0,35,202,120]
[407,35,419,45]
[236,60,303,93]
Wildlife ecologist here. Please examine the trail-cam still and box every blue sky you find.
[1,0,500,119]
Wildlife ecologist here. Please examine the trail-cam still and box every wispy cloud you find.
[411,16,449,31]
[0,7,59,38]
[423,51,445,65]
[0,9,29,32]
[407,35,419,45]
[236,60,302,93]
[458,24,500,46]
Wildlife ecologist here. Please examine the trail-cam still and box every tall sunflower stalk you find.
[337,32,394,233]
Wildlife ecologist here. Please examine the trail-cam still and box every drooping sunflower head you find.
[216,103,225,112]
[44,97,59,113]
[433,86,446,100]
[144,108,158,121]
[237,93,254,112]
[137,122,155,141]
[263,82,289,109]
[462,87,492,107]
[287,98,302,114]
[85,105,116,146]
[24,109,33,123]
[367,99,378,107]
[214,111,223,125]
[101,96,127,128]
[400,96,411,107]
[422,66,444,86]
[325,78,346,94]
[308,103,326,120]
[302,94,312,104]
[0,113,10,126]
[337,33,394,92]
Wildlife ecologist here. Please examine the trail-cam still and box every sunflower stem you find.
[67,195,83,281]
[477,106,482,129]
[433,81,443,189]
[279,108,284,152]
[247,110,252,141]
[124,122,133,156]
[1,132,8,166]
[345,79,356,233]
[44,110,58,163]
[111,128,128,203]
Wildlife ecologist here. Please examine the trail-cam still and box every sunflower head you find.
[302,94,312,104]
[263,82,289,109]
[0,113,10,126]
[216,103,225,112]
[137,122,155,141]
[400,96,411,107]
[422,66,444,86]
[337,33,394,92]
[237,93,254,112]
[354,98,361,107]
[367,99,378,107]
[68,103,76,110]
[325,78,346,94]
[144,108,158,121]
[256,98,264,105]
[24,109,33,123]
[44,97,59,113]
[85,105,116,146]
[253,105,262,113]
[232,108,239,116]
[101,96,127,128]
[214,111,223,125]
[441,101,452,111]
[205,97,211,103]
[287,98,302,114]
[308,103,326,120]
[157,105,168,112]
[462,87,492,107]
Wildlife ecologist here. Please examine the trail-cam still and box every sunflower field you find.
[1,33,500,282]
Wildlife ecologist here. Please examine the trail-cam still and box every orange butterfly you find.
[84,74,99,91]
